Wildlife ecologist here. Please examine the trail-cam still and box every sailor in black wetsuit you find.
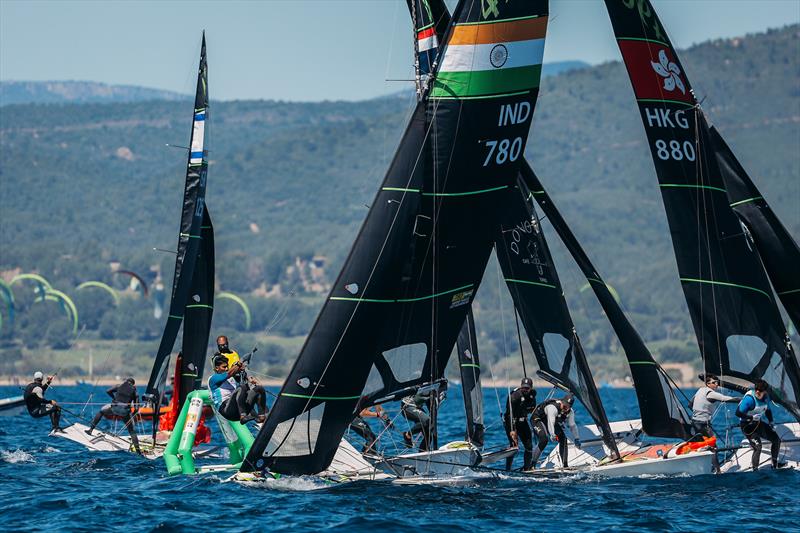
[24,371,62,432]
[85,377,142,454]
[350,398,389,453]
[503,377,537,470]
[530,394,581,468]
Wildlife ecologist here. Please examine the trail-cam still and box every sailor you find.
[23,371,62,432]
[503,377,537,470]
[216,335,240,368]
[690,374,739,472]
[208,354,267,424]
[401,385,442,451]
[350,399,390,453]
[735,379,784,471]
[85,377,142,455]
[530,394,581,469]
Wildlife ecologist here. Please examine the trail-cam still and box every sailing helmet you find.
[520,377,533,389]
[562,394,575,407]
[126,377,135,385]
[33,371,43,381]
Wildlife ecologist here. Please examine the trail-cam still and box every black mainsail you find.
[708,126,800,331]
[243,0,550,475]
[145,34,214,419]
[604,0,800,418]
[520,162,692,439]
[456,307,484,446]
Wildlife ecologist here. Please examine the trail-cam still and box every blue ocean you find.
[1,384,798,532]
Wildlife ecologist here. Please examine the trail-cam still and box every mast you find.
[145,33,214,423]
[495,175,620,455]
[456,307,484,446]
[242,0,550,475]
[603,0,800,419]
[406,0,450,97]
[520,162,692,439]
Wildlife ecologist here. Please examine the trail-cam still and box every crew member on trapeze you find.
[208,354,267,424]
[503,377,537,470]
[736,379,785,471]
[690,374,739,472]
[530,394,581,469]
[85,377,142,455]
[23,371,62,432]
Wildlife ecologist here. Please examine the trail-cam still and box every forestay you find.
[604,0,800,419]
[242,0,550,475]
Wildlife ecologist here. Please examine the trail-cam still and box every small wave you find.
[1,449,35,463]
[236,474,334,492]
[41,446,61,453]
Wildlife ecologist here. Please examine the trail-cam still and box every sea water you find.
[1,384,798,532]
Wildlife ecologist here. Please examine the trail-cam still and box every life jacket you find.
[222,350,240,366]
[23,381,45,413]
[532,398,569,423]
[742,390,769,420]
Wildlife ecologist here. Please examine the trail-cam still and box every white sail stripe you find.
[190,120,205,163]
[418,35,438,53]
[439,38,544,73]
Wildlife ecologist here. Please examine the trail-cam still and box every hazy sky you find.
[1,0,798,101]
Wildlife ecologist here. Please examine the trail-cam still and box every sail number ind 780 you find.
[483,101,531,167]
[483,138,523,166]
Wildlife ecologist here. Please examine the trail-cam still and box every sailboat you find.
[229,0,551,482]
[603,0,800,472]
[402,0,715,478]
[53,34,216,458]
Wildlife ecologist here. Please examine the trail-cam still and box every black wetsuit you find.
[401,391,433,451]
[350,416,378,451]
[736,397,781,471]
[503,386,537,470]
[24,380,61,431]
[530,399,571,467]
[88,381,141,453]
[218,379,268,423]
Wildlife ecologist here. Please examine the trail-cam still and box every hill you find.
[1,25,798,382]
[0,80,187,106]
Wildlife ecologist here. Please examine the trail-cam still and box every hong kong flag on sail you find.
[618,40,694,104]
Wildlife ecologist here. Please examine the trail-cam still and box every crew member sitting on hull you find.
[208,355,267,424]
[85,377,142,455]
[503,377,537,470]
[23,371,62,432]
[735,379,785,471]
[690,374,739,473]
[530,394,581,469]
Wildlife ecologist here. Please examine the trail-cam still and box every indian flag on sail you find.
[431,15,547,99]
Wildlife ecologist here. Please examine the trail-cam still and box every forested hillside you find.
[1,25,797,382]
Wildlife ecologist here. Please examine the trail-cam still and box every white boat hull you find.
[369,441,480,478]
[589,449,714,477]
[51,423,164,459]
[720,422,800,473]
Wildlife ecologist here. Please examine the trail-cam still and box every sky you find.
[1,0,798,102]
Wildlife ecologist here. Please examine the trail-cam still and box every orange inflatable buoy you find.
[676,436,717,455]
